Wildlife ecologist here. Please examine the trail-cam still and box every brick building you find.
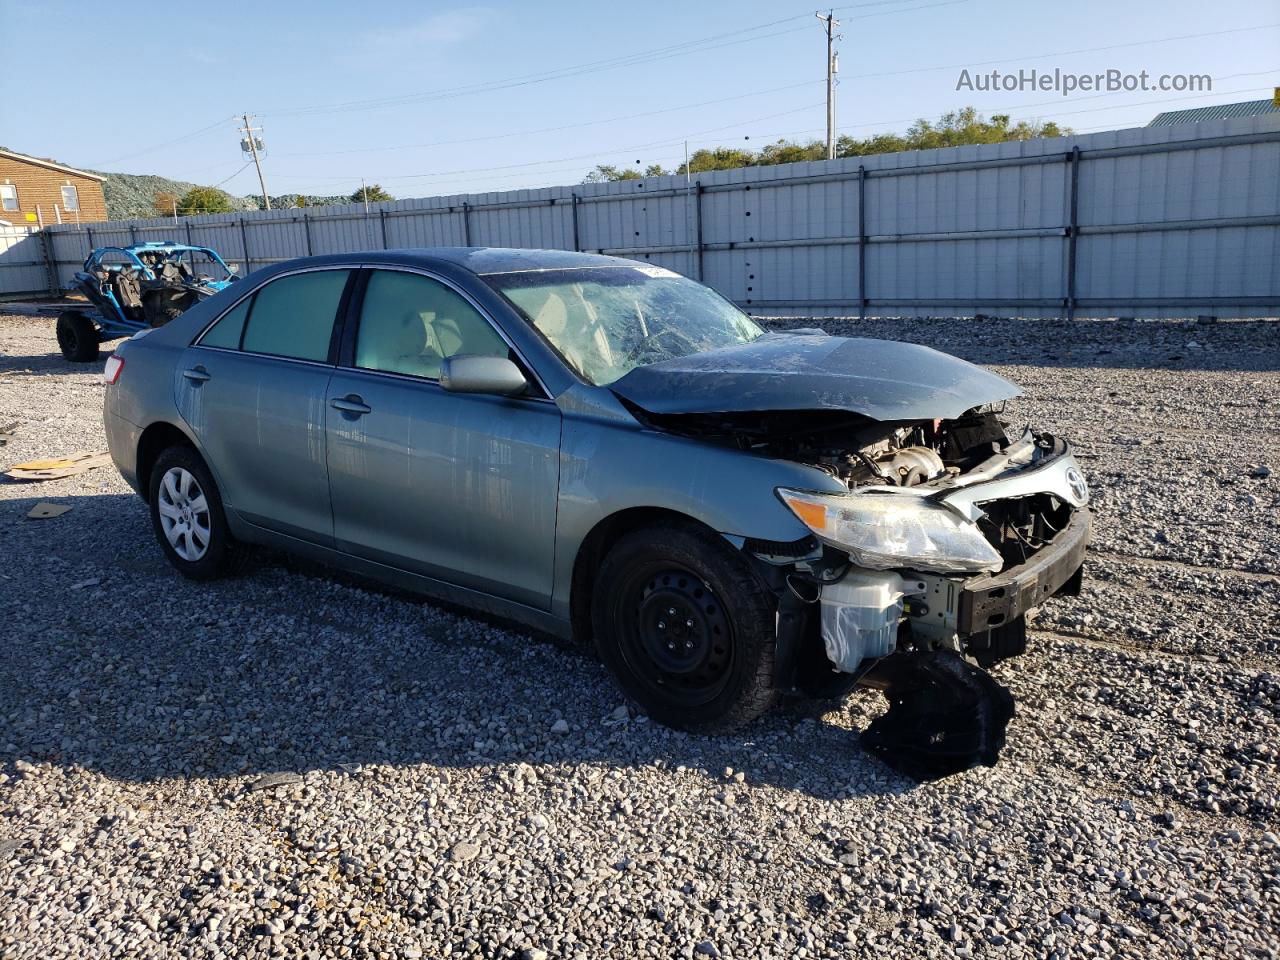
[0,149,107,226]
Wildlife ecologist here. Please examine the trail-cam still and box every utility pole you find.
[816,10,840,160]
[240,114,271,211]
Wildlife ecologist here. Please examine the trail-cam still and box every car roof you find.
[267,247,643,276]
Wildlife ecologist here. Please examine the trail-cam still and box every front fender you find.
[549,385,845,620]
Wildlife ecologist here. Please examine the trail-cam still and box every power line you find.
[212,162,253,189]
[710,80,1280,148]
[91,115,239,168]
[265,101,829,187]
[274,80,825,158]
[263,0,969,119]
[841,22,1280,84]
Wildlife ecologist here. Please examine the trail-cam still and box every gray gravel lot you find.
[1,312,1278,959]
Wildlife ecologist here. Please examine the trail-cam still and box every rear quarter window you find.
[199,297,251,349]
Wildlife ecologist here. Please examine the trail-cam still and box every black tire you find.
[56,311,100,362]
[148,446,245,580]
[591,522,777,733]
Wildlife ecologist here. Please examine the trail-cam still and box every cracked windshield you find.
[490,265,764,384]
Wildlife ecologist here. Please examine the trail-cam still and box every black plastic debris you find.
[860,650,1015,782]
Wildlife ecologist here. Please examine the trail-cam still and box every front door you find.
[324,268,561,608]
[177,268,352,544]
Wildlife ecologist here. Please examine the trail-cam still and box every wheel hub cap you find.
[157,466,212,562]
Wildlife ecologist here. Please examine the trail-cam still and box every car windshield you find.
[486,265,764,385]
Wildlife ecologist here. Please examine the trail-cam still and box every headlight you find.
[777,488,1003,574]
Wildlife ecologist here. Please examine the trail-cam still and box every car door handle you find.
[182,367,211,383]
[330,396,372,415]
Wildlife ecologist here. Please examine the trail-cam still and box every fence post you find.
[462,202,472,246]
[694,181,704,281]
[239,216,251,273]
[857,165,867,320]
[184,220,193,245]
[128,223,138,245]
[38,229,59,295]
[379,209,389,249]
[302,212,313,256]
[571,194,580,252]
[1065,146,1081,321]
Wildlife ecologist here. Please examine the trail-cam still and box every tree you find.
[177,186,235,216]
[676,147,756,175]
[153,191,180,217]
[591,108,1073,180]
[583,163,668,183]
[350,184,394,203]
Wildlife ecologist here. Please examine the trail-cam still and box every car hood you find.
[609,332,1021,421]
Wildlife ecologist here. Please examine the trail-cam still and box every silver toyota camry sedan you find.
[103,248,1090,778]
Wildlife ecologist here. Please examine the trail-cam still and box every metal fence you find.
[0,226,51,298]
[6,113,1279,318]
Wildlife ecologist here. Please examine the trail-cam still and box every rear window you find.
[240,270,350,362]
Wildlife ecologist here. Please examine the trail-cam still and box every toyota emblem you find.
[1065,467,1089,504]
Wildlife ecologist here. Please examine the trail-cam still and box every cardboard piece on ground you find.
[27,502,72,519]
[7,451,111,481]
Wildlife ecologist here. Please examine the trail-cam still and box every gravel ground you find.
[1,312,1277,959]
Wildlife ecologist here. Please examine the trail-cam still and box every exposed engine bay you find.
[639,403,1091,780]
[634,404,1012,489]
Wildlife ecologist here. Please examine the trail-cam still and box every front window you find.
[354,269,510,381]
[486,265,762,385]
[0,184,17,212]
[61,184,79,212]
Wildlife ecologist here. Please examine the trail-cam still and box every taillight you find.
[103,354,125,385]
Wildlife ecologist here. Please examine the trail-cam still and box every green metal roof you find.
[1148,98,1278,126]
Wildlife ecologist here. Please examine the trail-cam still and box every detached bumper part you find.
[860,651,1015,781]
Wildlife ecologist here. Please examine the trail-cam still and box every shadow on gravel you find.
[0,353,108,376]
[765,316,1280,372]
[0,493,906,800]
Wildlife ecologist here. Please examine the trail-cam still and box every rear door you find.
[324,267,561,608]
[176,268,353,544]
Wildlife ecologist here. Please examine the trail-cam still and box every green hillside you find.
[93,171,258,221]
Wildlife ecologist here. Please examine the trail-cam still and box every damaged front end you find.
[647,404,1091,779]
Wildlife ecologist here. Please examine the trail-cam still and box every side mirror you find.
[440,355,528,396]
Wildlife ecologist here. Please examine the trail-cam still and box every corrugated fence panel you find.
[6,115,1277,317]
[0,227,47,296]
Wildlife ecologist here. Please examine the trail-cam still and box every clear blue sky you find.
[1,0,1276,200]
